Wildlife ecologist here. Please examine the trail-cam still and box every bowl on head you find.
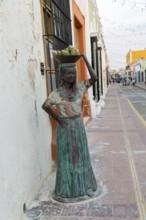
[54,55,81,63]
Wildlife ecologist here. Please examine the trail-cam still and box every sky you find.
[96,0,146,70]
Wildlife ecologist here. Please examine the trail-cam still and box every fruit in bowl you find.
[52,45,81,63]
[52,45,80,56]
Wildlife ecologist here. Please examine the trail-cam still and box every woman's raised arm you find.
[81,54,97,84]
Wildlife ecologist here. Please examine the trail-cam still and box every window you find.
[41,0,72,93]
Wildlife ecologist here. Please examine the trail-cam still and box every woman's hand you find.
[81,54,86,59]
[42,103,68,128]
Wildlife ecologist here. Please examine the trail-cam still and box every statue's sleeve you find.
[45,89,58,107]
[78,79,92,97]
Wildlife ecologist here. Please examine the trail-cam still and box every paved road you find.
[120,84,146,122]
[25,83,146,220]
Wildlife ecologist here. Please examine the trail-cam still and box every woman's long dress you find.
[46,80,101,202]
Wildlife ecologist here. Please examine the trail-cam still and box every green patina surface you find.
[52,117,102,203]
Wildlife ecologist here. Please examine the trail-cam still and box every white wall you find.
[0,1,52,220]
[101,50,108,96]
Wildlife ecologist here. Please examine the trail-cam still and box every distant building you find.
[126,49,146,65]
[141,59,146,82]
[134,59,142,82]
[126,49,146,83]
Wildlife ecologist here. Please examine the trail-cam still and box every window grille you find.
[42,0,72,93]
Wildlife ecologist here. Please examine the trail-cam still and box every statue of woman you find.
[42,54,101,202]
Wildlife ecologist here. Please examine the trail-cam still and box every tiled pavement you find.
[24,83,146,220]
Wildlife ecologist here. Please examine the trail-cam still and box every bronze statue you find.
[42,54,101,202]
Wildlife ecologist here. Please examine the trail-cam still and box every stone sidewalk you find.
[135,82,146,90]
[24,84,144,220]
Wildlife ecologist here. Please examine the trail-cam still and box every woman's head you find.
[59,63,76,84]
[59,63,76,72]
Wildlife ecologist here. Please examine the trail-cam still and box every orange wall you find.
[72,0,91,118]
[132,50,146,63]
[126,50,146,64]
[72,0,87,81]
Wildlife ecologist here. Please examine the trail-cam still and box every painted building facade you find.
[126,49,146,65]
[73,0,109,116]
[126,49,146,83]
[141,59,146,82]
[134,59,142,82]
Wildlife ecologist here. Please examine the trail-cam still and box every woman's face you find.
[61,67,76,83]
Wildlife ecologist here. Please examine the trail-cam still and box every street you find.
[120,85,146,123]
[25,83,146,220]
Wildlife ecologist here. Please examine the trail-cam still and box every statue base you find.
[51,184,102,203]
